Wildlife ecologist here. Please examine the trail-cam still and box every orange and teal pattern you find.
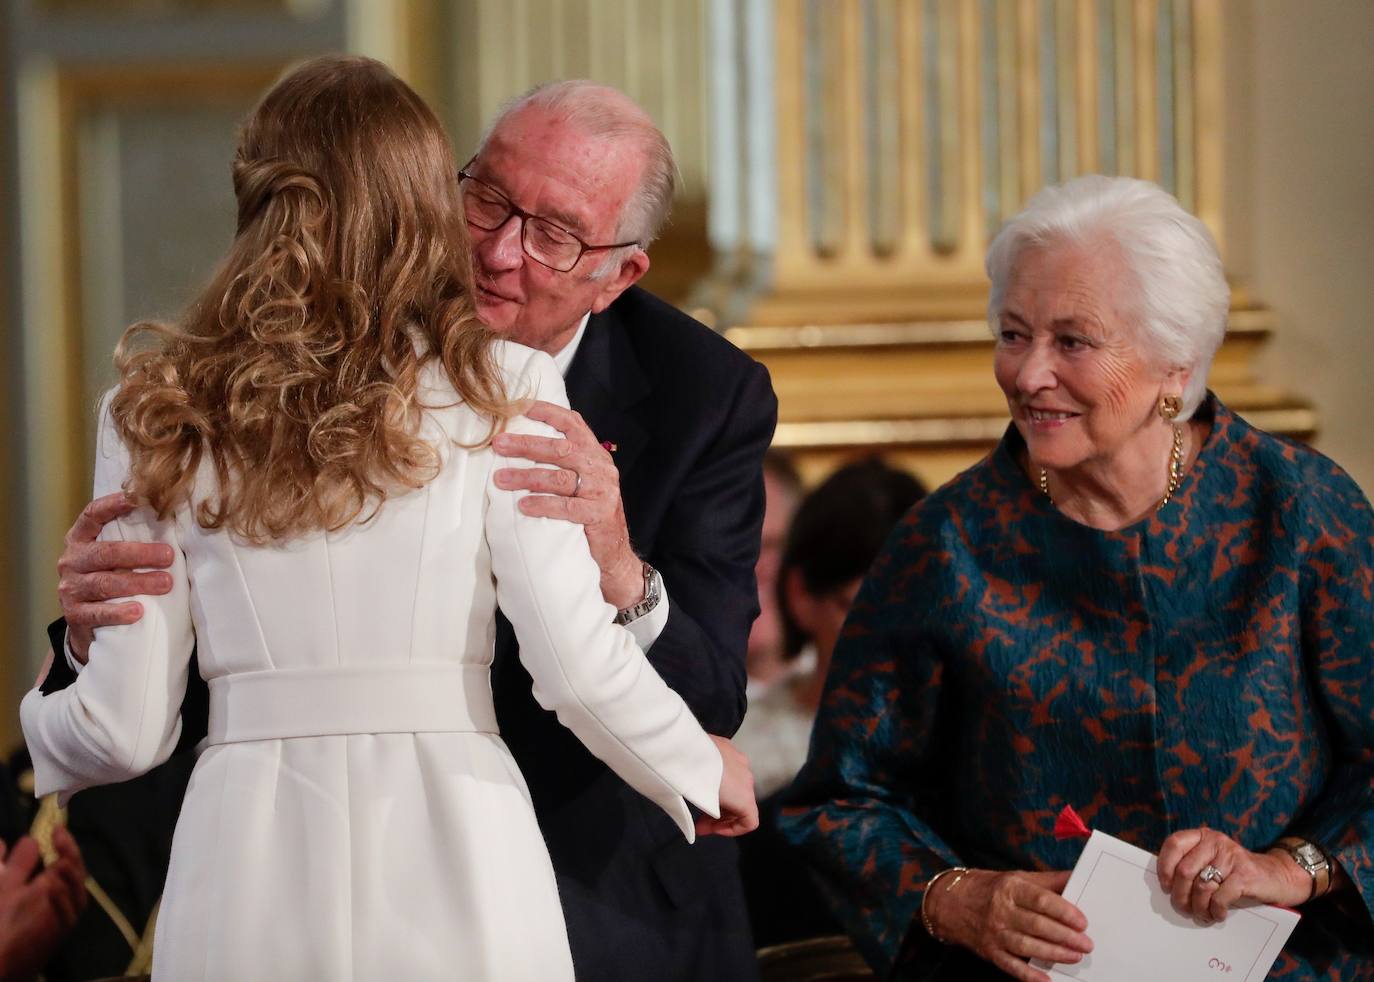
[778,395,1373,980]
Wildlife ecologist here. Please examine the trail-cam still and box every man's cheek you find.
[474,301,514,331]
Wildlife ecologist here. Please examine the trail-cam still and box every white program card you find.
[1032,830,1299,982]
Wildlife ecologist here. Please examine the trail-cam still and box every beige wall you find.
[1224,0,1374,496]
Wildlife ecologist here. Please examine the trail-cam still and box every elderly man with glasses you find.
[45,81,775,981]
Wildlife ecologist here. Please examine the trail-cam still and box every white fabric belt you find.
[205,663,498,745]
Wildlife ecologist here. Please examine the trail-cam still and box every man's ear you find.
[590,249,650,314]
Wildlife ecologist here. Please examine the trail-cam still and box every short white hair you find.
[985,175,1229,419]
[479,80,676,251]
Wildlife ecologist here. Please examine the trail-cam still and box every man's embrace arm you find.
[44,492,175,685]
[51,351,777,744]
[493,358,776,738]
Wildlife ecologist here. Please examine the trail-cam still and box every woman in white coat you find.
[21,56,756,981]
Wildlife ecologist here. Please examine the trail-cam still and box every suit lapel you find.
[564,305,650,480]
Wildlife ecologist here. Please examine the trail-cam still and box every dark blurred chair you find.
[757,935,875,981]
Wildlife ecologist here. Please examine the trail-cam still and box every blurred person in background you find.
[0,755,86,982]
[737,457,926,799]
[5,739,185,980]
[0,830,87,982]
[746,450,803,696]
[738,458,925,950]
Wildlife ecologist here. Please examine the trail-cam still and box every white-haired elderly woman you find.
[779,175,1373,981]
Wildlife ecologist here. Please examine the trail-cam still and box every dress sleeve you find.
[20,393,195,804]
[1292,461,1374,924]
[484,349,723,842]
[776,521,965,976]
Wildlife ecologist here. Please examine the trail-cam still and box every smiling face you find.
[993,241,1187,474]
[465,105,650,354]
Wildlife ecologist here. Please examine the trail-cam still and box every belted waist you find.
[205,663,498,746]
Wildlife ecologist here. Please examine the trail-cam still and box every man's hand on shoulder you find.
[492,401,645,609]
[57,492,174,663]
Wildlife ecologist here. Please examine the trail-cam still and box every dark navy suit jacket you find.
[43,286,777,981]
[493,286,776,981]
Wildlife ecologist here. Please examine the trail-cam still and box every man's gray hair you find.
[479,80,676,252]
[985,175,1229,419]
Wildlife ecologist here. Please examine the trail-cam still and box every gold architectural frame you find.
[1,14,16,749]
[15,61,288,675]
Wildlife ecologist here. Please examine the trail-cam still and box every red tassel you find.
[1054,805,1091,841]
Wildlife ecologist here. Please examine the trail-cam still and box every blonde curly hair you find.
[111,55,510,542]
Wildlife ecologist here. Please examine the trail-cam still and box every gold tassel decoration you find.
[29,788,150,960]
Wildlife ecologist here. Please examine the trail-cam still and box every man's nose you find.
[476,215,524,272]
[1016,341,1058,394]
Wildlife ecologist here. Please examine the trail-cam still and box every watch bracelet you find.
[613,561,659,625]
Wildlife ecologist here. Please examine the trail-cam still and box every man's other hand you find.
[696,735,759,838]
[57,493,174,664]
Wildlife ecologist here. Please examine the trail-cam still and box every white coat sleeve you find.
[20,392,195,804]
[484,349,722,842]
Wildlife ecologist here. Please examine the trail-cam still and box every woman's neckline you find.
[1000,394,1223,535]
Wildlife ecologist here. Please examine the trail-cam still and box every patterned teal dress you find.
[778,395,1374,980]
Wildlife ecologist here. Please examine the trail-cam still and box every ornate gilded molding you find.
[775,407,1318,452]
[728,310,1277,352]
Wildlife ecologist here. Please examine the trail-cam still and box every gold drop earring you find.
[1157,394,1184,509]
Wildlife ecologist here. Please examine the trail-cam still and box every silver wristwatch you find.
[1274,837,1330,900]
[614,562,661,625]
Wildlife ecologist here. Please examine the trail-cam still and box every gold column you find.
[1075,0,1098,173]
[1132,0,1157,182]
[1192,0,1223,246]
[1015,0,1041,197]
[896,0,928,258]
[0,11,18,750]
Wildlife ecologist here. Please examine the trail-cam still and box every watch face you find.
[1294,843,1323,866]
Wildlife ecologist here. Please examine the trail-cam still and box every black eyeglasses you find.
[457,163,640,273]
